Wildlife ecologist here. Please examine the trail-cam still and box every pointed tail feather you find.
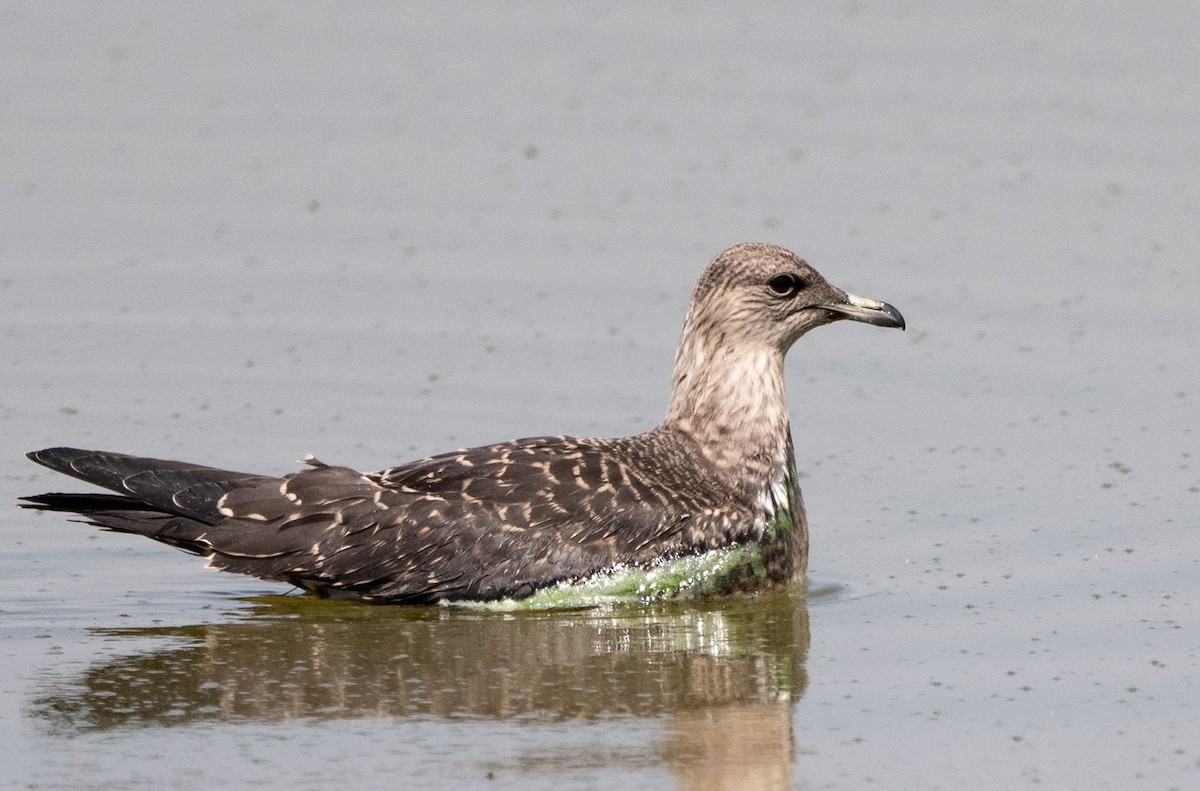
[25,447,271,523]
[18,493,215,555]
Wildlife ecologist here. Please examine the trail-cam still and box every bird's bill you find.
[818,293,906,330]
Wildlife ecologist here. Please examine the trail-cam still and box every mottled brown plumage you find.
[20,243,904,604]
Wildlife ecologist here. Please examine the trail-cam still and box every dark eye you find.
[768,274,803,296]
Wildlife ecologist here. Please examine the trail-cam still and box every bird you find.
[20,243,905,606]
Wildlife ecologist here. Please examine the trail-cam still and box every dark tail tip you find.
[26,447,88,473]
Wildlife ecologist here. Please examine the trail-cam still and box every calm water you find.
[3,3,1198,789]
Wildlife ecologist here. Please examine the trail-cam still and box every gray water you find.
[2,3,1198,789]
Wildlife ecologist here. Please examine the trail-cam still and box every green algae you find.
[457,542,768,611]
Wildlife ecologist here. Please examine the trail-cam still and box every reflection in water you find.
[31,590,809,789]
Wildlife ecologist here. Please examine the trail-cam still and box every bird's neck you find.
[662,333,794,490]
[661,333,808,580]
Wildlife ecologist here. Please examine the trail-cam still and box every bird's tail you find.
[18,492,215,554]
[24,447,266,520]
[20,447,274,554]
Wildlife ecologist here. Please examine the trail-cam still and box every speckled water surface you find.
[2,3,1197,790]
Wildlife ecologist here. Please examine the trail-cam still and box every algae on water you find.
[458,542,768,611]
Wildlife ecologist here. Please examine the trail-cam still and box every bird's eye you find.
[768,274,802,296]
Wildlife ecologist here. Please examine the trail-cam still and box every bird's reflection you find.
[32,590,809,789]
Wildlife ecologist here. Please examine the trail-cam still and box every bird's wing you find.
[24,439,733,603]
[288,435,716,601]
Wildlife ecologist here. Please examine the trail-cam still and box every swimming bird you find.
[20,243,904,606]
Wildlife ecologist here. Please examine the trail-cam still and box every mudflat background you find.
[2,4,1197,789]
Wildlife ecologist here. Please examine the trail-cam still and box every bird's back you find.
[22,430,775,603]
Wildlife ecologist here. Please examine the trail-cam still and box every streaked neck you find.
[662,335,792,491]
